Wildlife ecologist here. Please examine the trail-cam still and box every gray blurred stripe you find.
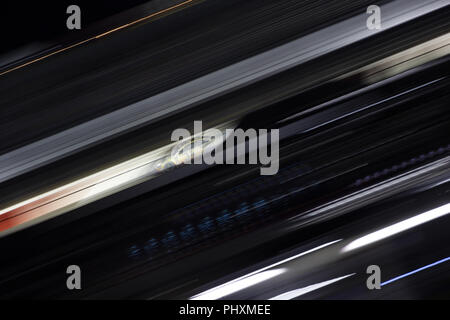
[0,0,447,183]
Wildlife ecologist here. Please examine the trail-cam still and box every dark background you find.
[1,1,150,54]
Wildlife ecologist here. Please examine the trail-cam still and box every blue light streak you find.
[381,256,450,286]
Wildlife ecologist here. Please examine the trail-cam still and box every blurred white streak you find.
[342,203,450,252]
[269,273,355,300]
[190,240,341,300]
[190,269,286,301]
